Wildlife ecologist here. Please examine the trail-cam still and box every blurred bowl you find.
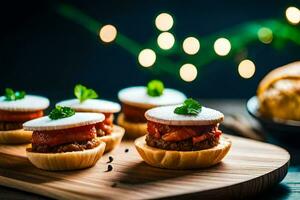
[246,96,300,138]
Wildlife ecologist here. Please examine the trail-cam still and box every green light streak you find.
[55,3,300,79]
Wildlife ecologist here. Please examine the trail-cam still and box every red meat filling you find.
[95,113,113,136]
[147,121,222,144]
[0,110,43,122]
[32,124,97,147]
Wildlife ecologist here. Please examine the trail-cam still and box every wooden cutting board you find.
[0,134,289,199]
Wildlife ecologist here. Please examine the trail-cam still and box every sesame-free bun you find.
[26,139,106,171]
[117,113,147,138]
[23,113,104,131]
[257,61,300,96]
[118,86,186,109]
[145,105,224,126]
[56,99,121,113]
[0,95,49,112]
[135,136,231,169]
[98,125,125,152]
[257,61,300,120]
[0,129,32,144]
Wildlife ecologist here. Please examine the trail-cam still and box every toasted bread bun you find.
[0,95,49,112]
[56,99,121,113]
[145,105,224,126]
[0,129,32,144]
[23,113,104,131]
[26,139,106,171]
[117,113,147,138]
[135,136,231,169]
[118,86,186,109]
[98,125,124,152]
[257,61,300,121]
[257,61,300,96]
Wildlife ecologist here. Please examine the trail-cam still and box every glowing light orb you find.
[99,25,117,43]
[183,37,200,55]
[157,32,175,50]
[285,6,300,24]
[238,59,256,79]
[214,38,231,56]
[257,27,273,44]
[155,13,174,31]
[138,49,156,67]
[179,64,197,82]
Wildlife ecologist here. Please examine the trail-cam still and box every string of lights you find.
[56,4,300,82]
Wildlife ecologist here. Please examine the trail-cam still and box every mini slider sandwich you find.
[23,106,106,171]
[0,88,49,144]
[135,98,231,169]
[117,80,186,138]
[56,84,124,152]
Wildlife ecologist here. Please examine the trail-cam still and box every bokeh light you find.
[183,37,200,55]
[138,49,156,67]
[214,38,231,56]
[155,13,174,31]
[285,6,300,24]
[99,24,117,43]
[179,64,198,82]
[257,27,273,44]
[238,59,256,79]
[157,32,175,50]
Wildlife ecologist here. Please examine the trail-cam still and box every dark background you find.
[0,0,299,103]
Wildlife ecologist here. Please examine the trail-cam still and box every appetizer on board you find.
[135,98,231,169]
[117,80,186,138]
[56,84,124,152]
[257,61,300,121]
[23,106,106,171]
[0,88,49,144]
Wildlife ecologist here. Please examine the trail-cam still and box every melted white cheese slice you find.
[0,95,49,112]
[145,105,224,126]
[56,99,121,113]
[118,86,186,108]
[23,112,104,131]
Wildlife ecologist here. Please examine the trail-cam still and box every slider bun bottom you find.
[135,136,231,169]
[98,125,125,153]
[0,129,32,144]
[26,139,106,171]
[117,113,147,139]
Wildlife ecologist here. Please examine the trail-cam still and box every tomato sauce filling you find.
[0,110,43,122]
[95,113,113,136]
[147,121,222,144]
[32,124,97,147]
[122,103,148,123]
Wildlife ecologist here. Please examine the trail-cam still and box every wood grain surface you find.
[0,134,290,200]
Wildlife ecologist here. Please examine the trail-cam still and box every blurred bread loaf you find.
[257,61,300,121]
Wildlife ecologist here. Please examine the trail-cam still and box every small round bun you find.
[257,61,300,121]
[145,105,224,126]
[0,95,49,112]
[0,129,32,144]
[56,99,121,113]
[117,113,147,138]
[135,136,231,169]
[98,125,125,152]
[257,61,300,96]
[118,86,186,109]
[23,113,105,131]
[26,139,106,171]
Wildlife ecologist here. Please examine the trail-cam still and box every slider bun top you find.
[145,105,224,126]
[0,95,49,112]
[118,86,186,109]
[56,99,121,113]
[23,113,104,131]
